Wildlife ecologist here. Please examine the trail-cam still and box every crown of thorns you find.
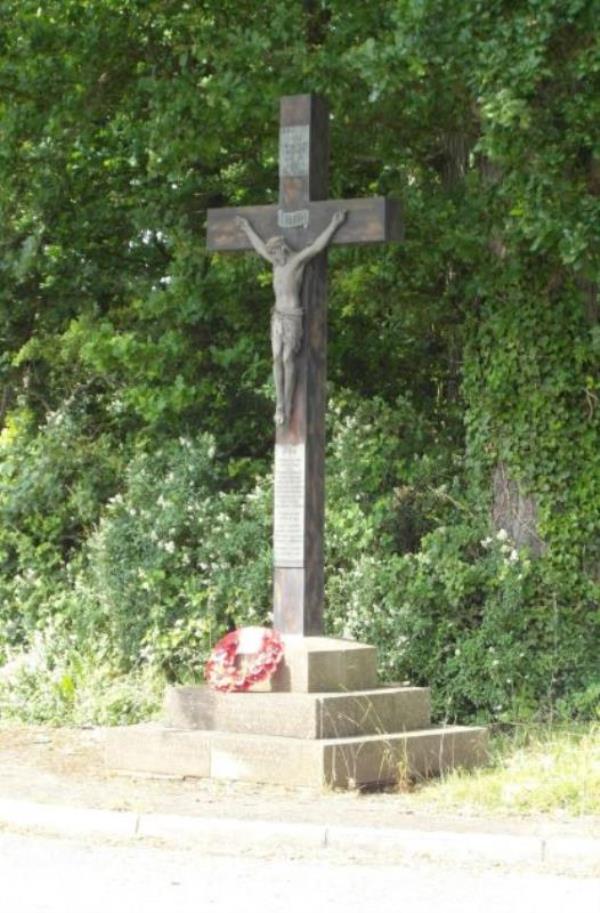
[266,236,290,253]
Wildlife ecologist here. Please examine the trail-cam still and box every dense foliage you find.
[0,0,598,724]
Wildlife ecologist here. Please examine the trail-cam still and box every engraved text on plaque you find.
[274,443,305,567]
[279,126,310,178]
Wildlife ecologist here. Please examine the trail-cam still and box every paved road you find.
[1,830,598,913]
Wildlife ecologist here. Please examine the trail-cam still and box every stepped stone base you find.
[105,723,487,789]
[104,636,488,789]
[164,685,431,739]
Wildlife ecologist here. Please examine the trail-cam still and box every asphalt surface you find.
[2,830,599,913]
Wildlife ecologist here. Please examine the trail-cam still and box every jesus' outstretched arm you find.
[292,210,346,267]
[235,216,271,262]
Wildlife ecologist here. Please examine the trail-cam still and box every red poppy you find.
[205,627,284,692]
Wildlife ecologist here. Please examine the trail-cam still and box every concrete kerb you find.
[326,825,543,864]
[0,797,139,839]
[0,796,599,869]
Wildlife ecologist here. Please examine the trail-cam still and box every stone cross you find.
[206,94,401,636]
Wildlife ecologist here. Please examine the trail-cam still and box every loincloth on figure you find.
[271,307,303,355]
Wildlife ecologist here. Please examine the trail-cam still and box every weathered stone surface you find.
[164,685,431,739]
[105,724,487,789]
[209,732,323,788]
[318,687,430,738]
[246,635,377,693]
[324,726,489,789]
[104,724,210,778]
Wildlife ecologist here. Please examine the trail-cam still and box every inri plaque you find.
[277,209,310,229]
[273,443,305,567]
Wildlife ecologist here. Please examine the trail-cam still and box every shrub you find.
[75,433,272,678]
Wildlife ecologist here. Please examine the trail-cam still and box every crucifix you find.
[206,94,401,637]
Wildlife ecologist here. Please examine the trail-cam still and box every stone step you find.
[105,723,488,789]
[164,684,431,739]
[247,635,378,693]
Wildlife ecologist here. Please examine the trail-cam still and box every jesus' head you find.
[266,236,291,266]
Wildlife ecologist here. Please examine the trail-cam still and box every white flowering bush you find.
[0,430,272,721]
[0,396,121,665]
[323,395,600,723]
[0,612,164,725]
[78,433,272,678]
[326,514,596,722]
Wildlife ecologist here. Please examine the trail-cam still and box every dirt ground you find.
[1,723,600,840]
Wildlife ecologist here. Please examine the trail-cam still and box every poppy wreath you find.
[204,627,284,692]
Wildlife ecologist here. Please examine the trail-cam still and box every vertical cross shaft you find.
[205,94,402,638]
[273,94,329,635]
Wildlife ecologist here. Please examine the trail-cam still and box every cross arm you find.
[206,204,279,252]
[305,197,403,247]
[206,197,402,254]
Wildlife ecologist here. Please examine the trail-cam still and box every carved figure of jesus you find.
[235,211,347,426]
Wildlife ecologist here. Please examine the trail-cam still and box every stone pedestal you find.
[245,635,377,692]
[105,636,487,789]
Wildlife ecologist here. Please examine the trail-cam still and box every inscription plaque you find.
[278,209,310,229]
[274,443,305,567]
[279,125,310,178]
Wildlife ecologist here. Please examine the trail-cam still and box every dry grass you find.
[414,723,600,816]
